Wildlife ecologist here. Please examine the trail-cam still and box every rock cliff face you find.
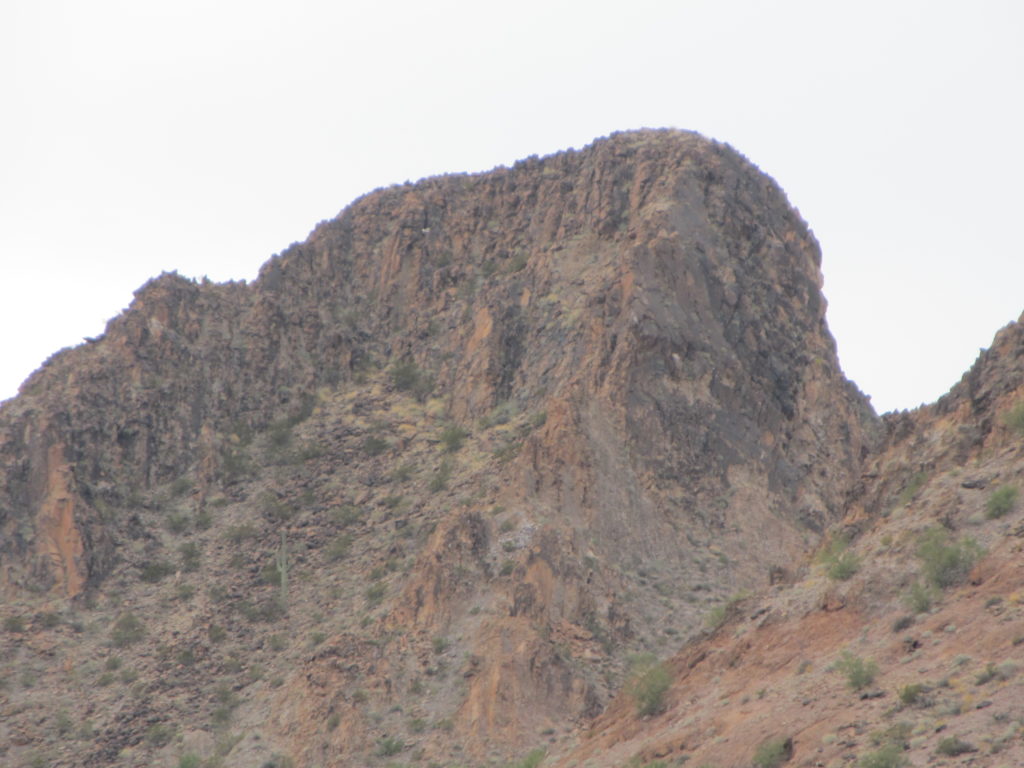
[0,130,903,767]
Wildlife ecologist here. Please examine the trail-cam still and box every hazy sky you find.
[2,0,1022,413]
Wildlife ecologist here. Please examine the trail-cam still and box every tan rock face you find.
[0,130,893,766]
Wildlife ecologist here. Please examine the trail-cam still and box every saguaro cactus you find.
[276,530,289,609]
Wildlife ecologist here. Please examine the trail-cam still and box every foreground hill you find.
[1,129,1018,768]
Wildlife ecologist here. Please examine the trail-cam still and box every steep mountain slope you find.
[554,316,1024,768]
[0,128,981,768]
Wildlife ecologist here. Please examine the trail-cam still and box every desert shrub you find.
[326,534,352,562]
[391,463,415,482]
[362,435,389,457]
[904,581,935,613]
[507,748,546,768]
[432,636,450,654]
[986,484,1018,519]
[429,458,453,492]
[365,583,387,607]
[177,755,202,768]
[208,624,227,644]
[166,512,190,534]
[179,542,201,572]
[221,446,254,481]
[144,723,174,747]
[54,709,73,736]
[390,360,434,401]
[891,615,914,632]
[897,683,926,706]
[936,736,975,756]
[896,471,928,506]
[828,552,860,580]
[753,736,793,768]
[1003,401,1024,434]
[225,523,258,544]
[916,527,981,589]
[139,560,175,583]
[439,424,469,453]
[110,612,145,647]
[195,508,213,530]
[3,615,25,633]
[627,654,672,717]
[330,504,360,528]
[835,651,878,691]
[858,743,908,768]
[376,736,404,756]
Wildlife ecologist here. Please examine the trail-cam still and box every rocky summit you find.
[1,129,1022,768]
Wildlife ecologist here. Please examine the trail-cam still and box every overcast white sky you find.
[2,0,1022,413]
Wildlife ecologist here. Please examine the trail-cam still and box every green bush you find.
[858,743,908,768]
[753,736,793,768]
[166,512,190,534]
[904,581,935,613]
[326,534,352,562]
[936,736,975,756]
[896,683,925,706]
[818,535,860,580]
[916,527,981,588]
[1003,401,1024,434]
[139,560,175,583]
[376,736,404,756]
[507,748,545,768]
[365,583,387,607]
[110,613,145,647]
[225,523,258,544]
[179,542,201,572]
[827,551,860,581]
[986,484,1018,519]
[835,651,878,691]
[439,424,469,453]
[627,654,672,717]
[390,360,434,401]
[362,435,389,457]
[429,458,453,492]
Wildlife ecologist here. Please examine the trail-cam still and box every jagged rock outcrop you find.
[0,129,889,767]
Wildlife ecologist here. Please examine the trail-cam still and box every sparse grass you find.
[986,484,1018,519]
[627,653,671,717]
[835,651,878,691]
[916,527,982,589]
[752,736,792,768]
